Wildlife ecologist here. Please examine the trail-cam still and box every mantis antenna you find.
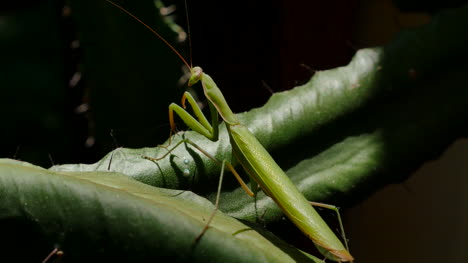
[183,0,193,68]
[105,0,192,71]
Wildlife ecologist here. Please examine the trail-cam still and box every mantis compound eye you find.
[188,66,203,87]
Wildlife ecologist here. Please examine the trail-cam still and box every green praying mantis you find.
[106,0,353,261]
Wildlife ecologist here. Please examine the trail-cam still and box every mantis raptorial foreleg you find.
[143,92,257,240]
[168,92,215,140]
[156,91,214,149]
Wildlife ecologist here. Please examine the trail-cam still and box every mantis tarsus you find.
[106,0,353,261]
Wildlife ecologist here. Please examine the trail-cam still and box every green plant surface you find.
[52,7,468,222]
[0,159,321,263]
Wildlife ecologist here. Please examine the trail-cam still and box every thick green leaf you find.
[52,7,468,224]
[0,159,320,262]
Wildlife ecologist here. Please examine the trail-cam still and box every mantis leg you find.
[42,247,63,263]
[144,89,252,194]
[309,201,350,252]
[169,91,218,140]
[158,91,217,149]
[195,159,226,241]
[144,91,256,239]
[143,139,187,162]
[144,138,253,196]
[144,138,254,241]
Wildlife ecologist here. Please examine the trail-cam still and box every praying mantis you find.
[106,0,353,261]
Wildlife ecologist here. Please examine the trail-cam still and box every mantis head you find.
[188,66,203,87]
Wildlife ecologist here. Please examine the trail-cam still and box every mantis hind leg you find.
[193,157,255,242]
[309,201,350,253]
[194,159,226,242]
[143,138,254,241]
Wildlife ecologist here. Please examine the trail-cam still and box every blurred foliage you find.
[392,0,467,13]
[0,0,184,167]
[0,0,73,166]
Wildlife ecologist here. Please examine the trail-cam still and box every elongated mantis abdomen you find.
[197,70,353,261]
